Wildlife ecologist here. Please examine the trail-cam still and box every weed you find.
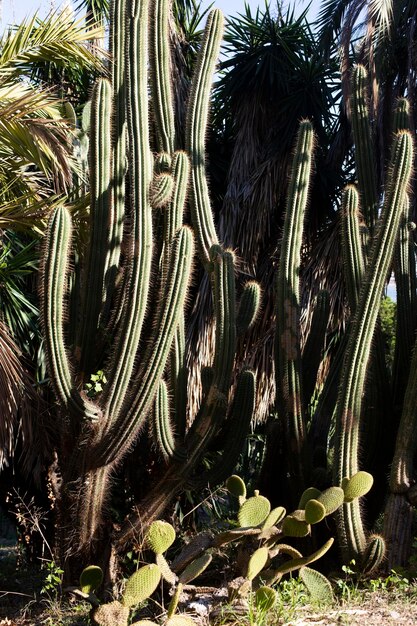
[40,559,64,597]
[275,576,309,622]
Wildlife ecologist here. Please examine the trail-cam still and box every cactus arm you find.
[392,195,417,402]
[107,0,126,305]
[160,152,190,435]
[150,0,175,154]
[236,281,261,336]
[100,0,153,422]
[94,227,194,465]
[76,78,112,376]
[170,317,188,438]
[166,154,190,436]
[153,379,177,462]
[350,65,378,231]
[393,97,410,134]
[389,337,417,494]
[115,248,244,545]
[341,185,365,310]
[183,246,237,447]
[334,131,413,562]
[163,151,189,260]
[275,120,314,491]
[185,9,223,268]
[391,97,416,410]
[40,206,99,423]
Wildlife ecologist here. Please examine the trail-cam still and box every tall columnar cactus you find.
[350,65,378,232]
[384,336,417,567]
[40,0,258,565]
[274,119,314,500]
[391,98,417,410]
[333,130,413,565]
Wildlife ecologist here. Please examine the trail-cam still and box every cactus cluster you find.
[40,0,259,562]
[268,63,415,573]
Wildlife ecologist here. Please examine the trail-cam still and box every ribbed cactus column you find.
[384,336,417,567]
[391,98,417,410]
[350,65,378,232]
[77,78,112,377]
[41,206,99,424]
[275,120,314,499]
[186,9,223,268]
[334,131,413,566]
[341,185,365,310]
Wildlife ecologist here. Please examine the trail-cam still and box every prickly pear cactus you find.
[122,564,161,608]
[238,494,271,527]
[80,565,103,593]
[146,520,176,555]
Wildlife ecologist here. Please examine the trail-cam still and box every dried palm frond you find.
[0,319,28,469]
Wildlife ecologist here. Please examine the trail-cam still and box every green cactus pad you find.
[226,475,246,500]
[298,487,322,509]
[247,546,269,581]
[362,535,386,574]
[92,601,129,626]
[146,520,176,555]
[238,495,271,527]
[80,565,103,593]
[299,566,334,603]
[156,553,177,585]
[270,543,303,559]
[305,499,326,524]
[317,487,345,515]
[122,564,161,607]
[262,506,286,529]
[179,554,212,584]
[166,616,196,626]
[282,515,310,537]
[273,538,334,577]
[343,471,374,502]
[255,586,276,612]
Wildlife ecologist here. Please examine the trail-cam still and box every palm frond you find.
[369,0,393,32]
[0,10,105,80]
[75,0,110,21]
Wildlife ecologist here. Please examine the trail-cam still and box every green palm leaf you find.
[0,11,105,79]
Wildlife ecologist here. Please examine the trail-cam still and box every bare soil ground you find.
[2,543,417,626]
[2,591,417,626]
[282,594,417,626]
